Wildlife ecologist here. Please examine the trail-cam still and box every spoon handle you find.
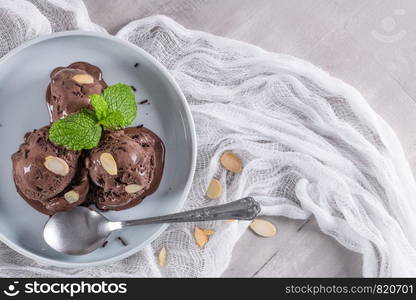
[121,197,261,227]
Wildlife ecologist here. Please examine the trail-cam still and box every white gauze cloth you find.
[1,0,416,277]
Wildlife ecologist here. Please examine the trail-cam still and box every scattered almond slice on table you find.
[64,190,79,204]
[220,151,242,173]
[158,247,167,267]
[72,73,94,84]
[125,184,144,194]
[194,226,209,248]
[249,219,277,237]
[207,178,222,199]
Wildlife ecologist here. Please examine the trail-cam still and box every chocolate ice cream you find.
[11,127,89,215]
[46,62,107,122]
[85,127,165,210]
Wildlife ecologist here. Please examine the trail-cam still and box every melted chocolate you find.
[11,126,89,215]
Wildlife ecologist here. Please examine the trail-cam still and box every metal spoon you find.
[43,197,260,255]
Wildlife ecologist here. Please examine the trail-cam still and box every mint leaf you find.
[49,110,102,151]
[102,83,137,127]
[90,94,109,120]
[99,111,125,130]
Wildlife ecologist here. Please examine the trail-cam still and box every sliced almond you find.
[72,73,94,84]
[44,156,69,176]
[220,151,242,173]
[207,178,222,199]
[158,247,167,267]
[125,184,144,194]
[100,153,117,176]
[194,226,209,248]
[203,229,215,236]
[249,219,277,237]
[64,190,80,204]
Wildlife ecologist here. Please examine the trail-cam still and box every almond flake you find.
[100,153,117,176]
[72,74,94,84]
[64,190,79,204]
[203,229,215,236]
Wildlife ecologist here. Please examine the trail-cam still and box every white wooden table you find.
[84,0,416,277]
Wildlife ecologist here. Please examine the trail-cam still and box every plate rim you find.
[0,30,197,268]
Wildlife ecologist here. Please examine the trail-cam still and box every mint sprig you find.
[102,83,137,128]
[49,83,137,151]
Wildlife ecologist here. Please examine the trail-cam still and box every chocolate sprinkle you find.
[101,240,108,248]
[136,124,144,128]
[134,63,139,68]
[117,236,128,246]
[139,99,149,105]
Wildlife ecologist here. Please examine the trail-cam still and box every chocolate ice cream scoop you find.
[85,127,165,211]
[46,62,107,122]
[43,168,89,214]
[11,126,89,215]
